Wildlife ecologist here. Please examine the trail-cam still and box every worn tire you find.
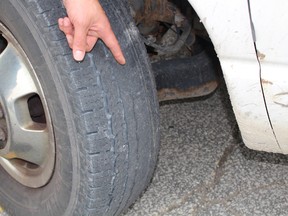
[0,0,159,215]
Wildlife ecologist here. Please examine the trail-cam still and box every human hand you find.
[58,0,126,64]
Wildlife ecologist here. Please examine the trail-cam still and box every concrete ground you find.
[122,85,288,216]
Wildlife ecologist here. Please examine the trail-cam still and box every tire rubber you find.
[0,0,159,215]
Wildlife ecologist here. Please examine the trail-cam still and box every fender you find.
[250,0,288,153]
[187,0,281,153]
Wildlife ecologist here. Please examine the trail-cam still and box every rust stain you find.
[257,50,266,61]
[261,79,273,85]
[157,81,218,102]
[133,0,175,24]
[4,152,17,159]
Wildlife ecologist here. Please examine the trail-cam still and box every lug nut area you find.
[0,104,7,149]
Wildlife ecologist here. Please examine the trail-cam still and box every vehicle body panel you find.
[250,0,288,153]
[187,0,282,153]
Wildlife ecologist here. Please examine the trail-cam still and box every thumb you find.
[72,25,87,61]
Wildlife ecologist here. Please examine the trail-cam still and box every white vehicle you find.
[0,0,286,215]
[190,0,288,154]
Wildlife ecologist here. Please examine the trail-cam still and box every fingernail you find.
[74,50,85,61]
[119,56,126,65]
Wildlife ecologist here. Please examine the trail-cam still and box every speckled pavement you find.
[1,86,288,216]
[122,86,288,216]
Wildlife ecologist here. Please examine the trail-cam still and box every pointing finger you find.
[101,29,126,65]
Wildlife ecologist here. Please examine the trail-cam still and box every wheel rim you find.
[0,23,55,188]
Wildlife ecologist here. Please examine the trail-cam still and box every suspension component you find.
[129,0,176,25]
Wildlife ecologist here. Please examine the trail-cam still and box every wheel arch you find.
[186,0,282,153]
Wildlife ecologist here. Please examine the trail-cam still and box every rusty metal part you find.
[130,0,176,24]
[129,0,195,57]
[143,21,192,55]
[157,81,218,102]
[153,51,219,102]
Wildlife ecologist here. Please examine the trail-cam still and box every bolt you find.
[0,127,6,149]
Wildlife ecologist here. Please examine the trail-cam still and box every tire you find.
[0,0,159,215]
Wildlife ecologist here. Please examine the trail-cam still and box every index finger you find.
[100,27,126,65]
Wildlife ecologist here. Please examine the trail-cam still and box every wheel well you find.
[128,0,222,102]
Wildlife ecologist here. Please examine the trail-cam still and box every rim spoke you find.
[4,122,50,166]
[0,44,38,99]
